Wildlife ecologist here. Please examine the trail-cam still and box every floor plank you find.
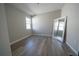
[11,35,76,56]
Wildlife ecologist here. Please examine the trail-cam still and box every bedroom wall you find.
[5,4,32,44]
[32,10,61,37]
[0,4,11,56]
[61,3,79,55]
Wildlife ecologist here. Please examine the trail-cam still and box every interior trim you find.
[33,34,52,37]
[66,42,78,55]
[10,34,32,45]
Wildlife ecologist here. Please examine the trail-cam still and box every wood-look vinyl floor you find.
[11,35,76,56]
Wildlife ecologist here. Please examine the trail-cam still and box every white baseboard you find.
[66,42,78,55]
[33,34,52,37]
[10,34,32,45]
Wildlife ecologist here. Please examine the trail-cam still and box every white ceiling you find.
[9,3,64,16]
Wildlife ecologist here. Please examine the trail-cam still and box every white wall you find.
[61,3,79,54]
[0,4,11,56]
[32,10,61,37]
[5,4,32,43]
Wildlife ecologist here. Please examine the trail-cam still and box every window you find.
[26,17,31,29]
[58,22,64,30]
[54,21,64,31]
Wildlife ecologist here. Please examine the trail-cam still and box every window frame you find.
[25,17,31,30]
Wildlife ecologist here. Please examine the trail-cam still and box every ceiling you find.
[9,3,64,16]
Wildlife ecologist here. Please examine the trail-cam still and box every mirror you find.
[53,16,67,42]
